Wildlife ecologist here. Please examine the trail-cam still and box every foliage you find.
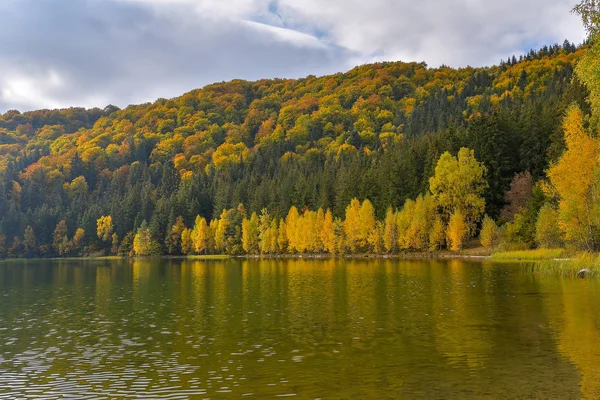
[546,105,600,250]
[446,210,468,252]
[480,215,499,248]
[429,148,487,234]
[0,40,592,257]
[535,203,564,248]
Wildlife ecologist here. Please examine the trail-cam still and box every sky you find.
[0,0,587,113]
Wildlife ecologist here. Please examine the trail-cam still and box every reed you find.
[491,248,566,261]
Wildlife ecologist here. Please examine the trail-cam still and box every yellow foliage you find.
[96,215,114,242]
[447,210,467,252]
[547,105,600,250]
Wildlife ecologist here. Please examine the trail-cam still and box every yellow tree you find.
[215,209,231,252]
[479,215,498,248]
[535,203,564,248]
[344,198,362,252]
[167,216,186,254]
[192,216,210,254]
[397,199,415,249]
[368,221,385,254]
[181,228,193,255]
[429,216,446,251]
[447,210,467,252]
[314,208,325,253]
[242,212,260,254]
[208,219,219,253]
[359,200,376,252]
[574,0,600,127]
[405,194,437,251]
[429,148,487,235]
[321,209,337,254]
[285,206,300,252]
[133,221,159,256]
[383,208,398,253]
[278,219,288,253]
[266,218,279,254]
[72,228,85,253]
[546,105,600,250]
[258,209,273,254]
[96,215,114,242]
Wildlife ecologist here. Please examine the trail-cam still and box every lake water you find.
[0,258,599,399]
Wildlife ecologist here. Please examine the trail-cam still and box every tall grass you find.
[491,248,567,261]
[523,253,600,278]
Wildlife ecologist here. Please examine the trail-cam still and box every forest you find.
[0,4,598,258]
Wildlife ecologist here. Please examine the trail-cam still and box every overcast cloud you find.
[0,0,586,112]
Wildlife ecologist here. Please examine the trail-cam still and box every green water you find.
[0,258,599,399]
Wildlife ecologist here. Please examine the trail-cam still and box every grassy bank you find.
[525,253,600,278]
[489,248,600,278]
[491,248,567,261]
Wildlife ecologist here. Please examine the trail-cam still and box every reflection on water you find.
[0,258,598,399]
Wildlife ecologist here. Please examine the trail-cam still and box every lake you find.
[0,258,599,399]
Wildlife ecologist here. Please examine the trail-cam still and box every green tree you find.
[134,221,160,256]
[53,220,68,256]
[429,148,487,235]
[479,215,498,248]
[535,204,564,248]
[23,226,36,256]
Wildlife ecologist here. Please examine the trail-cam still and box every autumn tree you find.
[181,228,193,255]
[285,206,300,252]
[574,0,600,126]
[97,215,114,242]
[215,209,231,253]
[546,105,600,250]
[429,216,446,251]
[447,210,468,252]
[166,216,186,254]
[192,216,210,254]
[242,212,260,254]
[479,215,498,248]
[72,228,85,254]
[134,221,160,256]
[501,172,534,222]
[429,148,487,234]
[359,200,376,251]
[321,209,337,254]
[344,198,362,252]
[535,204,564,248]
[277,219,288,253]
[383,208,398,253]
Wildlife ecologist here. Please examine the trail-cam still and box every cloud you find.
[273,0,586,66]
[0,0,352,112]
[0,0,587,112]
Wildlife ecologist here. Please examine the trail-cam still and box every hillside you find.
[0,41,589,256]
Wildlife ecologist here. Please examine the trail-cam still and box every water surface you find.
[0,258,599,399]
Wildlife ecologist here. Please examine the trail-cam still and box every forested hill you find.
[0,41,588,256]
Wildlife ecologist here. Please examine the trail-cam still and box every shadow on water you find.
[0,258,597,399]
